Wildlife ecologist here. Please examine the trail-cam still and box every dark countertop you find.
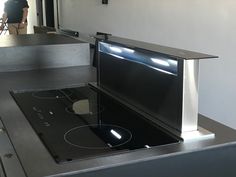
[0,66,236,177]
[0,34,85,48]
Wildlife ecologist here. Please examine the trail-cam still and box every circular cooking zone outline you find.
[65,100,105,116]
[32,89,72,99]
[64,124,132,149]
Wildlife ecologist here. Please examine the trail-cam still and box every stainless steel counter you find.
[0,66,236,177]
[0,34,82,48]
[0,34,90,72]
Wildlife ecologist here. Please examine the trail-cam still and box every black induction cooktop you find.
[11,85,179,163]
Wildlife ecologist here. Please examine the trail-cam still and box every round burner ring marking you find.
[64,124,132,149]
[32,90,72,100]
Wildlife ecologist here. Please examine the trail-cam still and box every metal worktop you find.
[0,66,236,177]
[0,34,83,48]
[0,34,90,72]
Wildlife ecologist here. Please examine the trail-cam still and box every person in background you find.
[0,0,29,35]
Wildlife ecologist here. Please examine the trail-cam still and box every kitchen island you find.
[0,33,236,177]
[0,65,236,177]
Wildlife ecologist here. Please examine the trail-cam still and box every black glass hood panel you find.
[98,41,183,132]
[11,86,178,163]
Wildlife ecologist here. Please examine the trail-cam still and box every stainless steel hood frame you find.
[180,60,214,140]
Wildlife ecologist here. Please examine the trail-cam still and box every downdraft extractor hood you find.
[94,35,218,141]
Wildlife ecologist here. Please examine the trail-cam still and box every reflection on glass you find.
[110,54,125,59]
[110,129,122,139]
[123,48,135,53]
[168,59,178,66]
[151,58,170,67]
[72,99,90,115]
[68,99,104,116]
[110,46,122,53]
[99,42,178,75]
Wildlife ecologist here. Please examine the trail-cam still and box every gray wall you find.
[58,0,236,129]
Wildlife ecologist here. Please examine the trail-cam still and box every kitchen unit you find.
[0,34,90,72]
[0,34,236,177]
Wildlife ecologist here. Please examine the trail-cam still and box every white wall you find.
[27,0,37,33]
[59,0,236,129]
[0,0,8,16]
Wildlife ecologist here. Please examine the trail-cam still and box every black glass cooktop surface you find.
[11,85,179,163]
